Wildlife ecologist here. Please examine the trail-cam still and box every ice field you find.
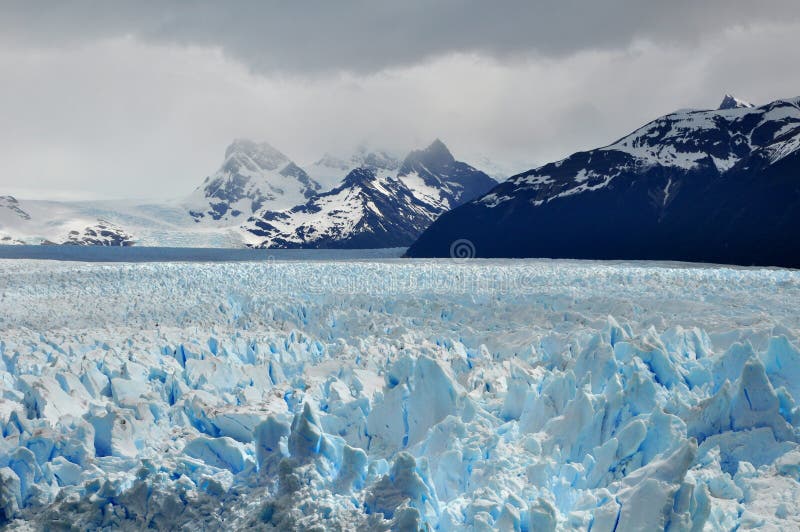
[1,257,799,530]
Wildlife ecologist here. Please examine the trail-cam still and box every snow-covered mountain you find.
[244,140,497,248]
[0,196,245,247]
[718,93,754,110]
[1,138,500,248]
[0,198,134,246]
[1,139,329,246]
[397,139,501,211]
[0,196,128,246]
[187,139,322,223]
[61,219,134,246]
[407,95,800,268]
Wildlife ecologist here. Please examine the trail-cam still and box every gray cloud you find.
[0,3,798,200]
[2,1,799,74]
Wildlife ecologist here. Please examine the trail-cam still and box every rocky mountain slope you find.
[406,95,800,268]
[244,140,497,248]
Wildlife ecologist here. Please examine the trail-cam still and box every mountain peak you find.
[224,139,290,171]
[719,94,754,110]
[423,138,453,159]
[401,139,456,171]
[188,138,319,222]
[340,167,378,188]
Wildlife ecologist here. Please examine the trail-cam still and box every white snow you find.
[663,178,673,205]
[482,175,553,208]
[485,97,800,209]
[397,171,449,210]
[711,155,739,173]
[603,99,799,173]
[609,138,709,171]
[183,139,325,226]
[0,197,245,247]
[184,163,313,223]
[0,258,799,530]
[242,164,452,248]
[549,174,615,201]
[241,182,372,248]
[767,134,800,164]
[304,154,353,190]
[480,193,515,208]
[573,169,590,182]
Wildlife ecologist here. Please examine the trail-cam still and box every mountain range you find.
[406,95,800,268]
[244,139,497,248]
[0,140,496,249]
[3,94,798,267]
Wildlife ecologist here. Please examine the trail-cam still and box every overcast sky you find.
[2,1,799,200]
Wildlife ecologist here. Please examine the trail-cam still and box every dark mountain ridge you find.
[406,96,800,268]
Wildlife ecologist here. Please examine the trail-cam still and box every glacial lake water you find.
[0,245,407,262]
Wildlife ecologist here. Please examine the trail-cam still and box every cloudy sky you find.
[2,1,799,200]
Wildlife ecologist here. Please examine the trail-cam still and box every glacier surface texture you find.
[0,258,799,530]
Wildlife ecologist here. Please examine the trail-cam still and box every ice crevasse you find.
[0,259,798,530]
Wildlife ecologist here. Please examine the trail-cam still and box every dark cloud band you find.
[2,0,799,74]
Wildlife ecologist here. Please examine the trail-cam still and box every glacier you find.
[0,257,799,530]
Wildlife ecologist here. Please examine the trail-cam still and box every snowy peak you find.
[224,139,290,171]
[188,139,321,223]
[591,96,800,178]
[481,96,800,210]
[427,137,453,157]
[398,139,498,211]
[399,139,456,174]
[340,166,382,188]
[719,94,754,110]
[394,139,497,213]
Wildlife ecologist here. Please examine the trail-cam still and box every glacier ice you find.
[0,258,799,529]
